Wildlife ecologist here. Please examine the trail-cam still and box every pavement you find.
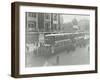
[25,45,89,67]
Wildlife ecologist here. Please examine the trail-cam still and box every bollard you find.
[56,56,59,65]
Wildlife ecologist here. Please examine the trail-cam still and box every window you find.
[53,24,58,31]
[45,21,50,31]
[32,13,36,18]
[28,12,36,18]
[53,14,58,21]
[45,14,50,19]
[28,21,36,31]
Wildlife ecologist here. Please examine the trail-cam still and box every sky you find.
[62,14,90,23]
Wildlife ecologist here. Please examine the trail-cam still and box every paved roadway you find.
[25,45,89,67]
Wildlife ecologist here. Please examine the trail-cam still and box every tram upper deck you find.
[44,32,89,45]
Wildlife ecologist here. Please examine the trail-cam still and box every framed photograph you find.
[11,2,98,78]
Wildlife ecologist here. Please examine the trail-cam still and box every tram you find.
[26,31,89,56]
[44,32,89,54]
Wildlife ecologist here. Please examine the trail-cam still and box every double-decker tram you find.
[44,32,89,54]
[44,33,74,54]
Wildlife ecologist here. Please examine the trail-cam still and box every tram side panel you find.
[44,33,76,54]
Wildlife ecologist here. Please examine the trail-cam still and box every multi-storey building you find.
[25,12,63,45]
[26,12,62,32]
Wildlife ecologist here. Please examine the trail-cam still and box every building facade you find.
[25,12,63,45]
[26,12,62,33]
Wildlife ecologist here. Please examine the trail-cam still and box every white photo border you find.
[19,5,96,75]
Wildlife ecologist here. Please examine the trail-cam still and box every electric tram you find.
[44,32,89,54]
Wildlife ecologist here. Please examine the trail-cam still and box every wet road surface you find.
[26,45,89,67]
